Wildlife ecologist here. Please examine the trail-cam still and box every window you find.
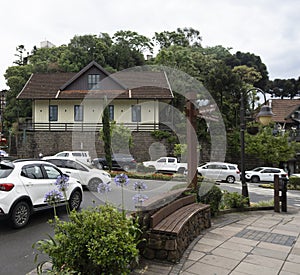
[74,105,83,121]
[49,105,58,121]
[108,105,114,120]
[43,165,61,179]
[88,74,100,89]
[21,165,43,179]
[132,105,141,122]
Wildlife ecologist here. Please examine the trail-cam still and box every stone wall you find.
[14,130,174,162]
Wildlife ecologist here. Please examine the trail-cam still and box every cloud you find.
[1,0,300,88]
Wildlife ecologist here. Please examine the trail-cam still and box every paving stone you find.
[243,254,284,269]
[184,261,231,275]
[251,246,289,260]
[233,261,281,275]
[212,247,247,261]
[287,253,300,264]
[220,240,254,253]
[199,254,240,270]
[282,261,300,274]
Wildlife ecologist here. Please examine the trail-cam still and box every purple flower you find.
[134,181,147,191]
[114,173,129,187]
[55,174,69,191]
[44,190,64,205]
[97,182,112,194]
[132,193,148,204]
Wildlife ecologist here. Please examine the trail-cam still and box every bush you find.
[288,176,300,190]
[197,182,223,216]
[222,191,249,209]
[34,205,141,274]
[136,163,156,173]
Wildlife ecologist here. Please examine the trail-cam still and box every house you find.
[267,99,300,139]
[15,61,174,159]
[17,61,173,132]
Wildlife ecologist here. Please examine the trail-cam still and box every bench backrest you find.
[150,194,196,228]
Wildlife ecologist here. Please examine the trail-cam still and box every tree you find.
[245,126,299,166]
[101,104,112,171]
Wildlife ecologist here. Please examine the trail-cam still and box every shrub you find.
[136,163,156,173]
[197,182,223,216]
[222,191,249,209]
[34,205,141,274]
[288,176,300,190]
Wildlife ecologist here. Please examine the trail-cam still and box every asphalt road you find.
[0,179,299,275]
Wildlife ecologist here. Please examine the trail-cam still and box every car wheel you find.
[226,176,235,184]
[251,176,260,183]
[88,178,103,192]
[96,162,103,169]
[69,189,82,211]
[178,167,186,174]
[10,201,31,229]
[122,165,130,172]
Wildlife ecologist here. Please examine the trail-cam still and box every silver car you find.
[197,162,240,183]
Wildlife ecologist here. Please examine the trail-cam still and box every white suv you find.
[197,162,240,183]
[245,167,288,183]
[0,160,83,228]
[53,151,91,165]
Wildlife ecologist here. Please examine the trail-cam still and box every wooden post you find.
[274,175,280,212]
[281,177,287,212]
[186,92,198,191]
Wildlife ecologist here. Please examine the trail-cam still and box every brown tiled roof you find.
[17,72,76,99]
[17,62,173,100]
[269,99,300,123]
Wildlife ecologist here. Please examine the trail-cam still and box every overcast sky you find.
[1,0,300,89]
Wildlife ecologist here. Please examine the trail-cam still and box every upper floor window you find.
[49,105,58,121]
[132,105,141,122]
[88,74,100,89]
[108,105,114,121]
[74,105,83,121]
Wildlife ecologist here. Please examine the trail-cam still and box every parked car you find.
[245,167,288,183]
[92,153,137,171]
[143,157,187,174]
[197,162,240,183]
[50,151,91,165]
[0,150,8,157]
[43,157,111,191]
[0,159,83,228]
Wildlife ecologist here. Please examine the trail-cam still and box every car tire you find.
[226,175,235,184]
[251,176,260,183]
[10,201,31,229]
[178,167,186,174]
[88,178,103,192]
[122,165,130,172]
[69,189,82,211]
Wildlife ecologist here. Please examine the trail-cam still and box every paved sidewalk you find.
[132,207,300,275]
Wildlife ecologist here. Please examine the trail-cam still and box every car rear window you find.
[0,165,13,178]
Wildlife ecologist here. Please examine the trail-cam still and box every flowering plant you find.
[44,189,64,216]
[55,174,69,192]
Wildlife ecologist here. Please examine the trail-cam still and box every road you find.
[0,179,299,275]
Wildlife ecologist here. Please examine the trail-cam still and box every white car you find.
[43,157,111,191]
[50,151,91,165]
[197,162,240,183]
[245,167,288,183]
[0,160,83,228]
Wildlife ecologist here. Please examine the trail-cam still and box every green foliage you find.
[110,122,133,152]
[222,191,249,209]
[174,143,187,158]
[288,176,300,190]
[34,205,140,275]
[197,183,223,216]
[151,130,172,140]
[245,126,298,166]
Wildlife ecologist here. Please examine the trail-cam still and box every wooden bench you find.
[141,192,211,262]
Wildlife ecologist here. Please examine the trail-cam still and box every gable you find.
[17,61,173,100]
[269,99,300,123]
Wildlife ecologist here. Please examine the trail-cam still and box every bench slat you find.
[152,203,209,234]
[150,194,196,228]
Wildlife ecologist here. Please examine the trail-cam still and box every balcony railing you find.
[18,121,173,132]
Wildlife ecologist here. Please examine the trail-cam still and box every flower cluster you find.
[44,190,64,206]
[132,193,149,204]
[55,174,69,192]
[114,173,129,187]
[97,182,112,194]
[133,181,147,191]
